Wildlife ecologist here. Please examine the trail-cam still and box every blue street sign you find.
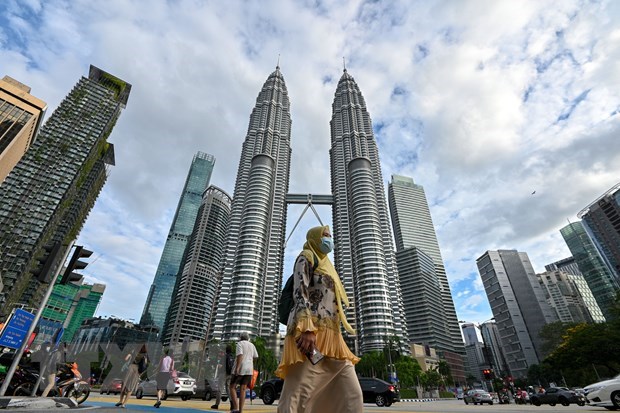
[0,309,35,349]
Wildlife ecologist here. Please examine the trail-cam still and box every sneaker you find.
[154,401,161,408]
[211,405,218,409]
[115,402,122,407]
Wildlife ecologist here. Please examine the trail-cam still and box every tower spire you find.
[343,56,347,72]
[277,54,280,69]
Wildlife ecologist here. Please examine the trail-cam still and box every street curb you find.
[400,398,437,402]
[0,397,78,409]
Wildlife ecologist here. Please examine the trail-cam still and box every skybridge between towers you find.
[284,194,333,247]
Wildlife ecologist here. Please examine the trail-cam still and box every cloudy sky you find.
[2,0,619,326]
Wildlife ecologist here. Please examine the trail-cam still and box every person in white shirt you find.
[154,349,174,408]
[228,332,258,413]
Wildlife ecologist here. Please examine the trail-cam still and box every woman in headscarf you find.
[276,225,362,412]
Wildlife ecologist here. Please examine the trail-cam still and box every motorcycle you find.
[55,362,91,404]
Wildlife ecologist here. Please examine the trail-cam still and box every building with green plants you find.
[0,65,131,315]
[42,279,106,342]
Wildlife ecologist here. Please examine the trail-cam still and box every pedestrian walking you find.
[40,342,61,397]
[276,225,363,412]
[154,349,174,408]
[229,333,258,413]
[211,344,234,409]
[115,344,147,408]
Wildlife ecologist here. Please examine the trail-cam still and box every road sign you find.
[0,309,35,349]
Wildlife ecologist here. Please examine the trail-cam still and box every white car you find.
[584,373,620,410]
[135,372,197,401]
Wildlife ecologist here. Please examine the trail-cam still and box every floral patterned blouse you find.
[287,255,340,334]
[277,254,359,378]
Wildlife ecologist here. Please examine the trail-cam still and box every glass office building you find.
[140,152,215,333]
[560,221,619,320]
[0,65,130,314]
[388,175,464,354]
[164,185,231,345]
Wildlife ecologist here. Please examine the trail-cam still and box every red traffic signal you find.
[482,369,494,380]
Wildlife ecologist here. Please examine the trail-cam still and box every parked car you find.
[530,387,585,406]
[192,378,228,401]
[358,377,400,407]
[584,373,620,410]
[260,378,284,405]
[99,378,122,395]
[135,372,196,401]
[463,389,493,405]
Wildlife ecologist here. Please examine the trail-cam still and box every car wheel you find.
[106,390,110,395]
[262,387,275,405]
[489,401,493,405]
[100,389,104,394]
[559,397,570,406]
[612,391,620,409]
[135,389,143,399]
[549,402,556,406]
[532,399,541,406]
[385,400,392,407]
[375,394,386,407]
[202,390,211,401]
[473,401,478,405]
[464,400,469,405]
[577,401,585,406]
[222,396,228,402]
[181,395,189,401]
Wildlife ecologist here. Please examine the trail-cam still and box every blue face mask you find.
[319,236,334,254]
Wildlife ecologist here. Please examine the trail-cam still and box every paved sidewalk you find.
[0,396,77,409]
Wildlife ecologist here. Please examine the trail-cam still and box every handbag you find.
[249,369,258,389]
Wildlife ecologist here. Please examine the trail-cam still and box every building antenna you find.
[343,56,346,72]
[277,54,280,69]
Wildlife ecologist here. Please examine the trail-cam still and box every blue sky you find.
[1,0,619,326]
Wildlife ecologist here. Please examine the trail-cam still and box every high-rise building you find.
[0,75,47,183]
[477,250,557,378]
[0,66,130,314]
[461,322,480,346]
[43,279,106,342]
[479,320,509,375]
[545,257,605,322]
[396,247,451,350]
[211,66,292,342]
[329,69,407,353]
[140,152,215,333]
[537,270,604,323]
[164,185,231,345]
[578,182,620,279]
[388,175,463,354]
[560,221,619,320]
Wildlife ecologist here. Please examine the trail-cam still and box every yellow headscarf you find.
[300,225,355,335]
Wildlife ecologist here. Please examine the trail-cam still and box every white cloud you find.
[2,0,619,326]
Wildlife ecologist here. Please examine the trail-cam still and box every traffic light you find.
[31,242,62,282]
[60,246,93,284]
[483,369,493,380]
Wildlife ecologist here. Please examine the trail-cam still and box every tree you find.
[437,360,453,386]
[394,356,422,388]
[420,369,442,390]
[356,351,386,379]
[539,321,578,355]
[251,336,278,383]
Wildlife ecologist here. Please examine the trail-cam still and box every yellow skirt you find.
[276,326,359,379]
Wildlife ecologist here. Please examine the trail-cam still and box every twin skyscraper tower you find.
[142,65,462,356]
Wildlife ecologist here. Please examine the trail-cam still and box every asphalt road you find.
[15,394,615,412]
